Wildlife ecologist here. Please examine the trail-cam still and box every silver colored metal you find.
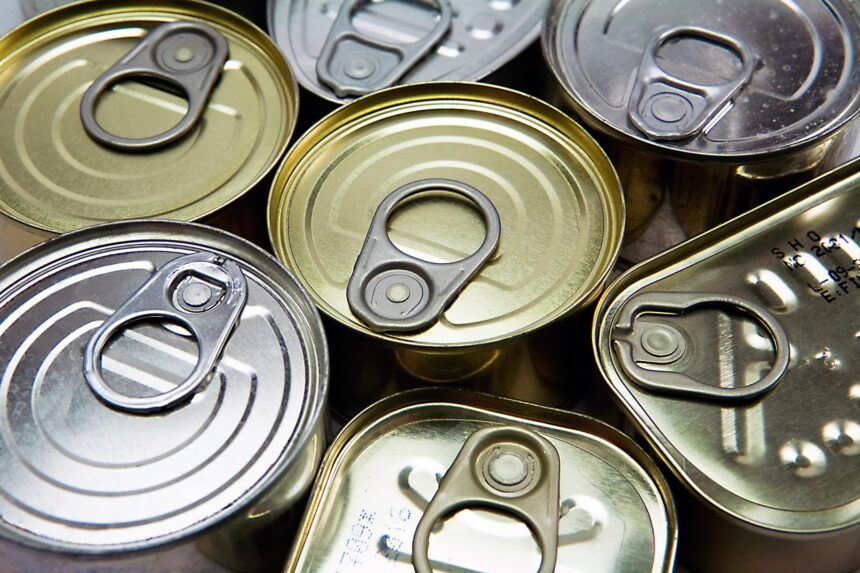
[84,252,247,413]
[268,0,548,103]
[612,292,789,400]
[316,0,453,98]
[79,21,229,151]
[543,0,860,158]
[346,178,501,332]
[628,26,756,141]
[0,220,328,572]
[412,425,561,573]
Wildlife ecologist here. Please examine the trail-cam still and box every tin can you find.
[285,388,677,572]
[0,220,329,573]
[268,82,624,417]
[594,158,860,572]
[267,0,548,104]
[543,0,860,238]
[0,0,299,262]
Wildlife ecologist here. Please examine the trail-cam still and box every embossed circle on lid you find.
[0,221,326,550]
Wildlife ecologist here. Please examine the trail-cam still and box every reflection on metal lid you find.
[543,0,860,157]
[286,389,676,572]
[0,220,327,551]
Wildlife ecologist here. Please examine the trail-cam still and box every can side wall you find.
[674,481,860,573]
[326,307,606,421]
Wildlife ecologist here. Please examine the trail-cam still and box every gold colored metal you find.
[284,388,677,573]
[595,158,860,573]
[268,82,624,414]
[0,0,297,261]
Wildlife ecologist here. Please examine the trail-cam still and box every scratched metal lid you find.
[286,388,676,572]
[268,82,624,346]
[594,158,860,533]
[0,0,297,234]
[543,0,860,159]
[268,0,547,103]
[0,220,327,551]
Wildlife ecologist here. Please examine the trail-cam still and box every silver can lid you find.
[0,221,327,552]
[268,0,546,102]
[543,0,860,158]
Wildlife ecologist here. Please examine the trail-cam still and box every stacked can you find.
[0,221,328,572]
[267,82,625,418]
[595,159,860,572]
[0,0,298,261]
[543,0,860,246]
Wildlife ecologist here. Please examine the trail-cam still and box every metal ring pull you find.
[83,252,247,413]
[612,292,789,400]
[316,0,453,98]
[628,26,757,140]
[412,426,561,573]
[346,178,501,333]
[80,21,229,151]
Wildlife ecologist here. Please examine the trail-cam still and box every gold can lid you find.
[269,82,624,347]
[0,0,297,233]
[287,389,676,572]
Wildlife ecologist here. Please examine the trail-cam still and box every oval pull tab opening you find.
[346,178,501,333]
[411,426,561,573]
[316,0,453,98]
[628,26,757,141]
[83,252,247,414]
[611,291,789,400]
[80,21,229,151]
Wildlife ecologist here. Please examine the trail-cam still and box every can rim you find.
[268,81,626,349]
[0,219,329,554]
[0,0,299,234]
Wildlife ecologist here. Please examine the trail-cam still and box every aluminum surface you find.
[285,389,676,573]
[268,0,547,103]
[269,82,624,348]
[543,0,860,159]
[0,221,327,561]
[0,1,297,250]
[595,159,860,535]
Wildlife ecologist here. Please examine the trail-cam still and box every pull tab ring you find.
[316,0,453,98]
[346,178,501,333]
[628,26,757,140]
[83,252,247,413]
[412,426,561,573]
[80,21,229,151]
[612,291,789,400]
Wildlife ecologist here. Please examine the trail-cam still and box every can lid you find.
[268,82,625,348]
[287,389,676,573]
[594,161,860,533]
[0,221,327,551]
[0,0,297,233]
[543,0,860,158]
[268,0,547,102]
